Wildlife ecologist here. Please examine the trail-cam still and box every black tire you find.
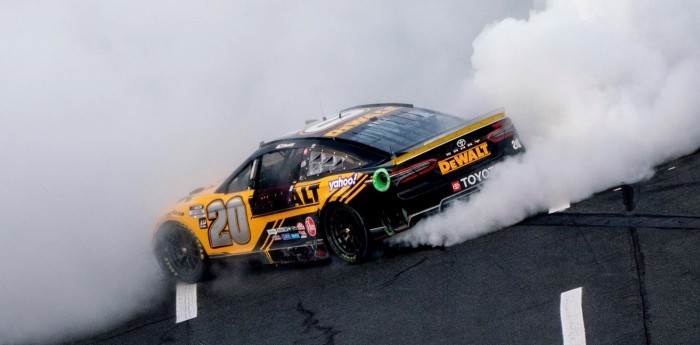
[154,223,210,283]
[323,205,371,263]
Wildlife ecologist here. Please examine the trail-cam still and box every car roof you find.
[265,103,464,154]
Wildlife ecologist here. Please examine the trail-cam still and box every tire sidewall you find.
[154,223,210,283]
[323,205,370,263]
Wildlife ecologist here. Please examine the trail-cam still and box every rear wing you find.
[392,109,506,166]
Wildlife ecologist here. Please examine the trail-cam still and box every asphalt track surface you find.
[71,149,700,345]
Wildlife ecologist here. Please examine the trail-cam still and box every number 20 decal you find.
[206,197,251,248]
[511,138,522,150]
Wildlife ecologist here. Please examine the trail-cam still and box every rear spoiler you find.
[392,108,506,166]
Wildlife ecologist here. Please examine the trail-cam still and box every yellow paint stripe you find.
[343,183,367,204]
[339,175,368,203]
[329,191,341,203]
[329,174,367,203]
[259,233,273,252]
[264,235,276,251]
[329,177,354,202]
[327,187,345,203]
[392,113,505,165]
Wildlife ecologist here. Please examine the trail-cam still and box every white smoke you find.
[394,0,700,246]
[0,1,533,343]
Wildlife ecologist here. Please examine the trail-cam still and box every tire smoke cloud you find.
[393,0,700,247]
[0,1,531,343]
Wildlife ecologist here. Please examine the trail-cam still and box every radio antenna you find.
[319,102,326,121]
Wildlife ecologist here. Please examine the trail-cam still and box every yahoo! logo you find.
[328,173,359,190]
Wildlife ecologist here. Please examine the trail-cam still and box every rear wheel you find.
[154,223,210,283]
[324,205,370,263]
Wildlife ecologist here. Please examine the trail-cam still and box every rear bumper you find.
[369,181,484,240]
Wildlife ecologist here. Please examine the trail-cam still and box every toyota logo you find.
[456,139,466,149]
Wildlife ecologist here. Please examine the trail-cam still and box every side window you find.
[251,148,306,215]
[304,147,364,179]
[256,148,305,189]
[227,161,253,193]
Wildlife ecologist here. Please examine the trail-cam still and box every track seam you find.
[521,213,700,230]
[629,227,651,345]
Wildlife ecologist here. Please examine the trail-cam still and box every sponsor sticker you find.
[282,233,292,241]
[305,217,317,237]
[291,184,320,207]
[199,218,208,229]
[456,139,466,149]
[328,173,359,191]
[267,229,277,235]
[298,230,307,238]
[438,142,491,175]
[275,143,295,149]
[291,233,301,239]
[451,181,462,193]
[189,205,205,218]
[459,167,493,188]
[273,235,282,241]
[296,222,306,231]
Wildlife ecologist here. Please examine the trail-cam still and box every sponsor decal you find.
[199,218,208,229]
[298,230,307,238]
[168,210,185,217]
[267,229,277,235]
[459,167,494,188]
[273,235,282,241]
[296,222,306,231]
[328,173,359,191]
[291,233,301,239]
[447,138,479,157]
[291,184,320,207]
[275,142,295,149]
[456,139,467,149]
[282,233,292,241]
[305,217,317,237]
[451,181,462,193]
[273,227,293,234]
[189,205,205,218]
[438,142,491,175]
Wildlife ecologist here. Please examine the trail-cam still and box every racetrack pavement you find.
[68,149,700,345]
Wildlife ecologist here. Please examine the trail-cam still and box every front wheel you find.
[324,205,371,263]
[154,223,210,283]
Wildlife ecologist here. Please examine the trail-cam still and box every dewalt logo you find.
[438,142,491,174]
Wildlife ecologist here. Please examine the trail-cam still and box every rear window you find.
[343,109,463,154]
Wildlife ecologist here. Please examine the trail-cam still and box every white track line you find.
[176,283,198,323]
[549,202,571,214]
[560,287,586,345]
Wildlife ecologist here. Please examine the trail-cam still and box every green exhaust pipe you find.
[373,168,390,192]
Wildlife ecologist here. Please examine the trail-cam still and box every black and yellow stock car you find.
[153,104,524,282]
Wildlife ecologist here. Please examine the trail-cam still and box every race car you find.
[153,103,524,282]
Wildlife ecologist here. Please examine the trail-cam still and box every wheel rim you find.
[328,208,365,257]
[162,228,201,274]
